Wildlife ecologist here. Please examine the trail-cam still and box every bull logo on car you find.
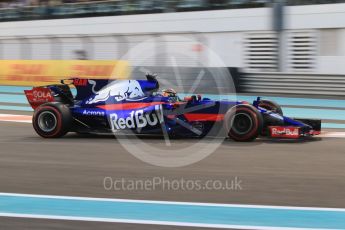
[86,80,145,104]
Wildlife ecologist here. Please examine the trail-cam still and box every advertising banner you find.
[0,60,129,86]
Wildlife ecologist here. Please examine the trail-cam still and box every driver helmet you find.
[161,88,177,97]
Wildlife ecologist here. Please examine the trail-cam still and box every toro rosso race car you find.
[24,74,321,141]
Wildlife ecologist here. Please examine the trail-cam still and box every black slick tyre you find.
[224,105,263,142]
[32,102,72,138]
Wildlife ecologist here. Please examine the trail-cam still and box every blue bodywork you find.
[42,76,320,138]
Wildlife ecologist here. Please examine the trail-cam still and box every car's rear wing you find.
[24,87,55,109]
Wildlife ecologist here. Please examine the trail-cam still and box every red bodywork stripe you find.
[97,102,165,111]
[184,113,224,122]
[97,103,224,122]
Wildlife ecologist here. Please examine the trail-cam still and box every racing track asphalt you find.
[0,217,223,230]
[0,121,345,229]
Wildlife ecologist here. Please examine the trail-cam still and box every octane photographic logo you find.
[108,34,237,167]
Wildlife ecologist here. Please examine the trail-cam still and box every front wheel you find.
[33,102,72,138]
[224,105,263,142]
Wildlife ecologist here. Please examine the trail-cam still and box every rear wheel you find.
[224,105,263,142]
[33,103,72,138]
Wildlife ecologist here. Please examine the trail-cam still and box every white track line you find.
[0,192,344,230]
[1,192,345,212]
[321,132,345,138]
[0,114,32,123]
[0,213,330,230]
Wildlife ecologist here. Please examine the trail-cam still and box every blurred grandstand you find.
[0,0,345,97]
[0,0,344,21]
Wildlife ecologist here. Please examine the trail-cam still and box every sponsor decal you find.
[87,80,145,104]
[109,105,163,131]
[73,78,88,86]
[82,110,105,116]
[32,88,53,101]
[270,126,300,138]
[24,87,55,109]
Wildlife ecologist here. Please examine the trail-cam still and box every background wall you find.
[0,3,345,73]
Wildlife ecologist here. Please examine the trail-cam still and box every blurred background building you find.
[0,0,345,77]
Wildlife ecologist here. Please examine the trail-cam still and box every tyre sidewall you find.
[224,105,263,142]
[33,103,71,138]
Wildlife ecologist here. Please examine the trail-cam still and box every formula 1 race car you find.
[24,74,321,141]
